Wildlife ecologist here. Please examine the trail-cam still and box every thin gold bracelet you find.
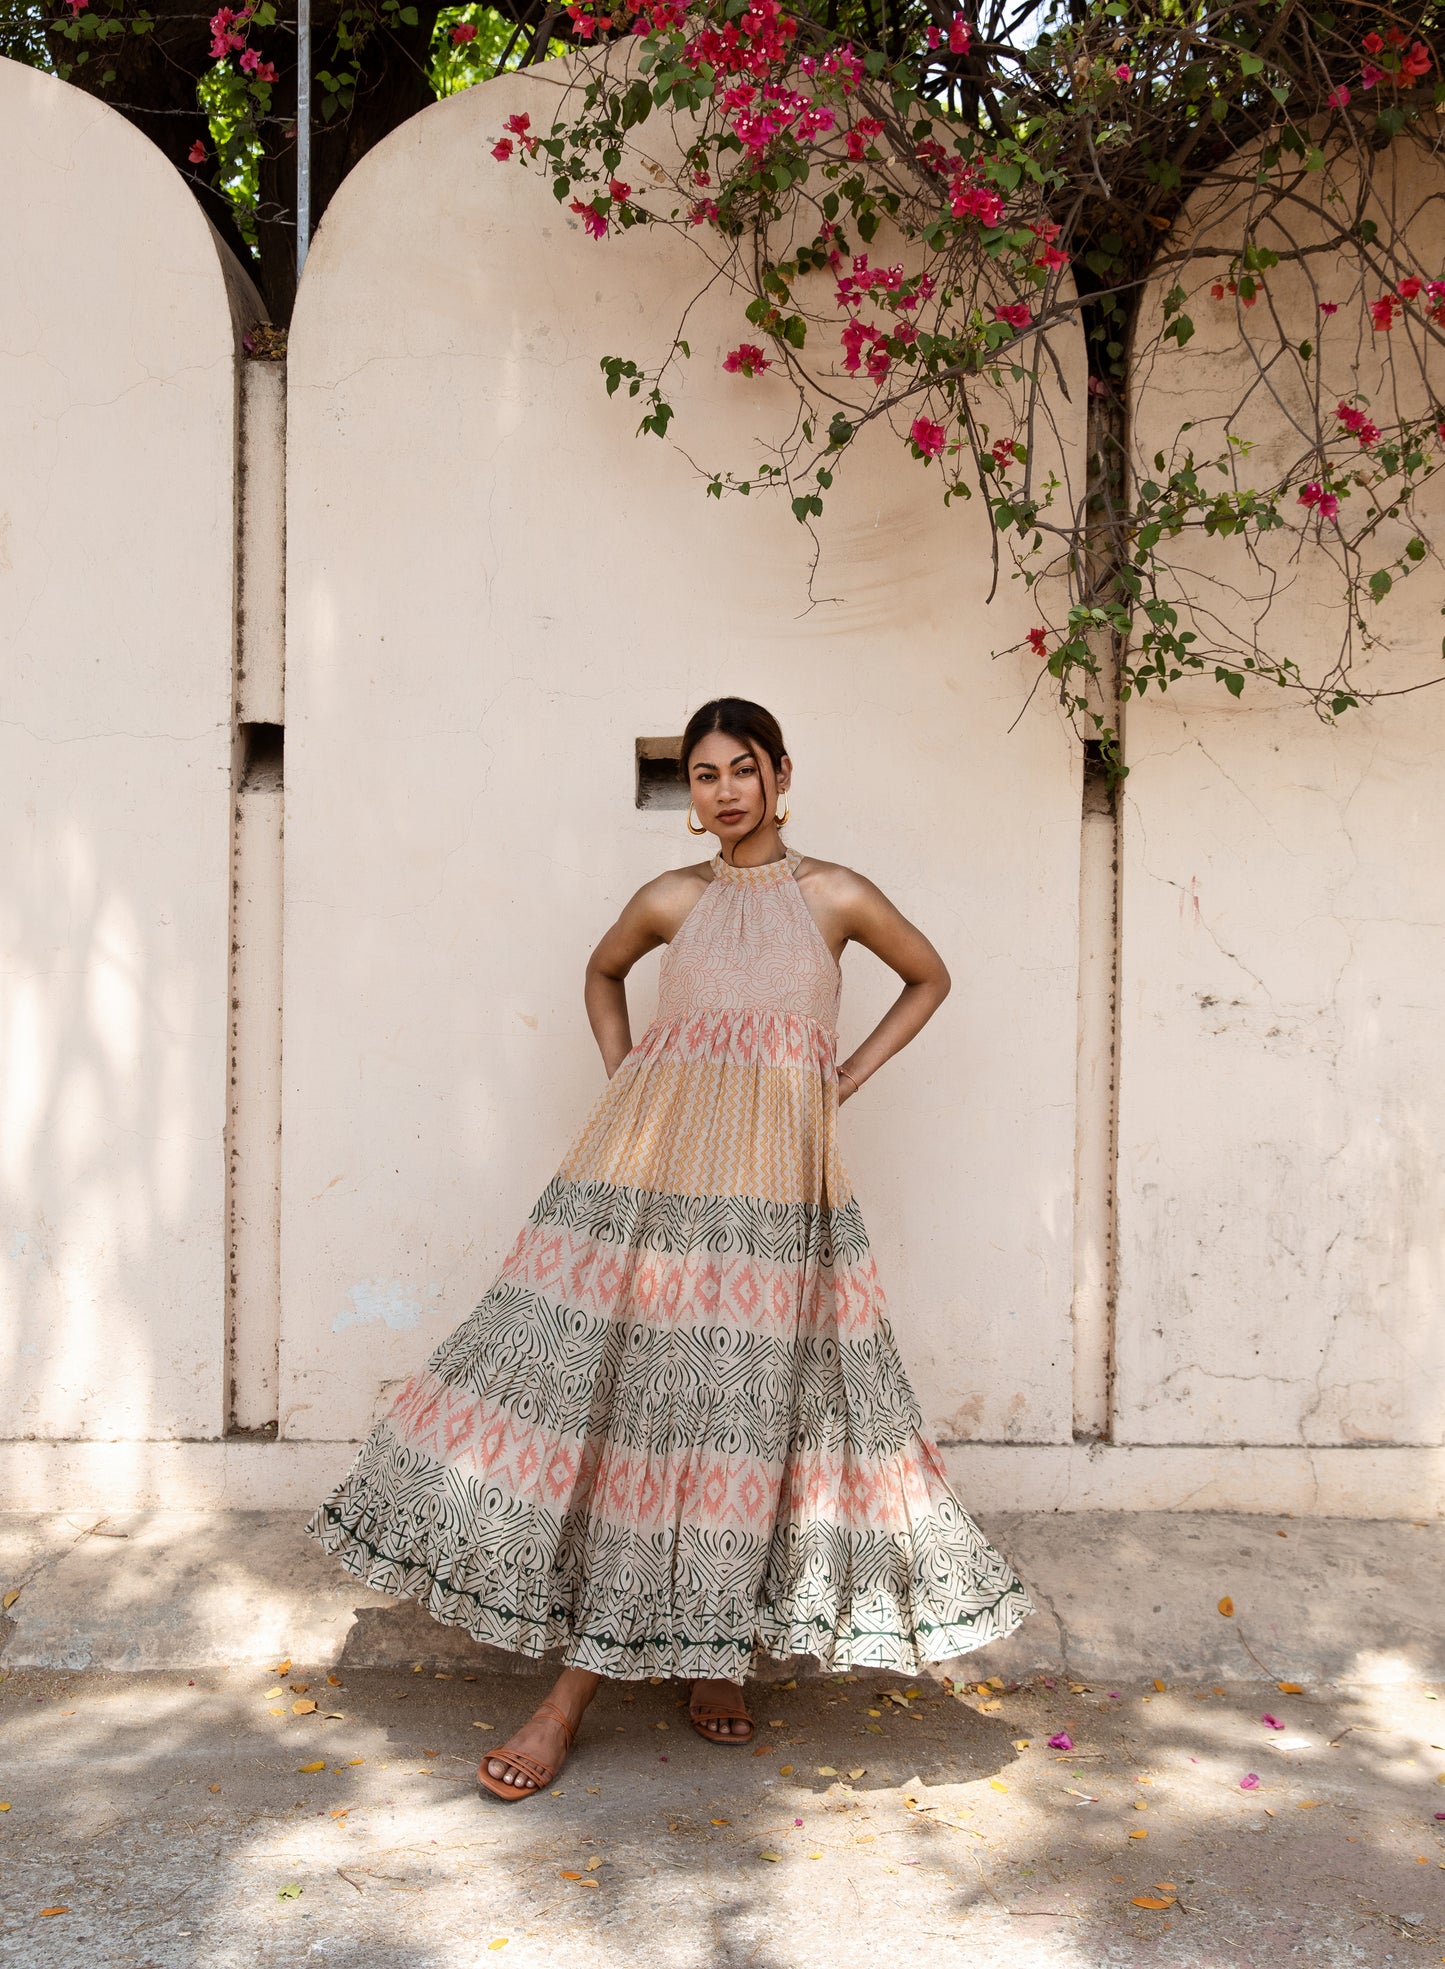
[839,1067,860,1096]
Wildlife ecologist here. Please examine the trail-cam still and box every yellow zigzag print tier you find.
[307,844,1037,1677]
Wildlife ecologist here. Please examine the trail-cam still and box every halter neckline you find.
[710,844,802,886]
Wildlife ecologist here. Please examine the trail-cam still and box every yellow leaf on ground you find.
[1298,1799,1321,1809]
[779,1765,794,1775]
[1133,1896,1174,1909]
[472,1722,494,1730]
[1153,1679,1167,1692]
[560,1871,584,1880]
[759,1852,783,1863]
[986,1677,1004,1690]
[39,1907,70,1916]
[577,1878,599,1888]
[348,1759,363,1766]
[487,1941,508,1951]
[1128,1829,1149,1839]
[710,1819,731,1826]
[0,1803,10,1811]
[864,1723,883,1734]
[324,1712,345,1720]
[1217,1598,1235,1617]
[1277,1682,1303,1694]
[289,1683,310,1694]
[264,1688,283,1700]
[769,1718,786,1727]
[817,1766,837,1776]
[1012,1740,1031,1751]
[585,1857,602,1870]
[298,1761,326,1774]
[979,1701,1002,1713]
[327,1675,342,1686]
[330,1808,349,1820]
[268,1707,285,1717]
[272,1660,292,1675]
[1155,1882,1177,1891]
[780,1680,797,1689]
[2,1589,20,1610]
[209,1784,221,1793]
[989,1779,1007,1791]
[292,1700,317,1715]
[848,1768,866,1779]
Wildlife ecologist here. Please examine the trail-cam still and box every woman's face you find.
[686,732,791,846]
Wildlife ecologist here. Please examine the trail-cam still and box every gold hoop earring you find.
[685,803,708,836]
[776,798,791,825]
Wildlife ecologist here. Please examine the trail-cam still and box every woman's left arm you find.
[826,869,952,1103]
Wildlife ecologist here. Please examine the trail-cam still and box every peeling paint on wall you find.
[333,1279,442,1335]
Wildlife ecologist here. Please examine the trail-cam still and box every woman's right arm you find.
[583,872,698,1077]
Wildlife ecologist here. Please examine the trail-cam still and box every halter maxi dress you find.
[306,845,1036,1678]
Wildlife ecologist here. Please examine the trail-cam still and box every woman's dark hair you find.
[678,698,789,846]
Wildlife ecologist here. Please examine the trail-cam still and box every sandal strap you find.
[533,1699,577,1749]
[691,1705,754,1725]
[486,1747,556,1787]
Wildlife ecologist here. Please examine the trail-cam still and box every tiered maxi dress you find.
[306,845,1036,1679]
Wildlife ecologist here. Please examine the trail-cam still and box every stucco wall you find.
[0,59,249,1442]
[1119,139,1445,1451]
[279,64,1087,1460]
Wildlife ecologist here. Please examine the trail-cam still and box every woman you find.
[306,696,1036,1800]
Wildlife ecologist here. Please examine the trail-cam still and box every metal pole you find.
[296,0,312,278]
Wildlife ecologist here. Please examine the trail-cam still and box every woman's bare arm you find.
[583,868,708,1077]
[797,861,951,1103]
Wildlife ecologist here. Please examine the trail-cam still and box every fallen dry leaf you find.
[989,1779,1007,1792]
[471,1722,494,1730]
[1129,1829,1148,1839]
[585,1857,602,1871]
[978,1700,1002,1713]
[848,1768,866,1779]
[1277,1681,1303,1694]
[289,1683,310,1695]
[560,1871,584,1880]
[298,1761,326,1774]
[268,1707,285,1718]
[324,1712,345,1720]
[292,1700,318,1716]
[209,1783,221,1793]
[779,1764,794,1775]
[1218,1597,1235,1617]
[264,1688,283,1700]
[1133,1895,1174,1909]
[327,1676,342,1687]
[39,1907,70,1917]
[759,1852,783,1863]
[1153,1679,1167,1692]
[710,1818,731,1826]
[1,1589,20,1610]
[277,1884,302,1901]
[751,1744,774,1757]
[1298,1799,1321,1809]
[0,1803,11,1812]
[817,1765,838,1776]
[487,1943,507,1952]
[272,1659,292,1675]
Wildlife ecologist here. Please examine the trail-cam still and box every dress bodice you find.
[656,843,842,1034]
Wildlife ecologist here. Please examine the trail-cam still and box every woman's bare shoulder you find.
[627,858,714,937]
[793,854,881,902]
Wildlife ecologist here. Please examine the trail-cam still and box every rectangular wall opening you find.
[636,734,687,809]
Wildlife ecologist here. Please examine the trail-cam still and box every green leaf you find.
[1369,568,1393,601]
[1407,537,1427,562]
[1239,51,1266,75]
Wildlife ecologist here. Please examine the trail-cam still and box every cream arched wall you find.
[278,62,1088,1468]
[1118,139,1445,1453]
[0,59,255,1445]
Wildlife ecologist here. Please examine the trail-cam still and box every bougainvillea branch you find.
[492,0,1445,783]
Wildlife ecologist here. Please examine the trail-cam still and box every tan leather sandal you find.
[688,1681,756,1746]
[476,1698,578,1800]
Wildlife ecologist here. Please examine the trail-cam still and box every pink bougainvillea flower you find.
[1398,276,1423,300]
[451,21,477,41]
[910,416,946,457]
[1036,244,1069,269]
[1319,300,1339,314]
[65,0,88,13]
[1048,1730,1074,1748]
[504,112,532,135]
[1239,1773,1261,1790]
[239,45,260,71]
[948,13,970,53]
[1360,61,1386,88]
[1298,481,1323,507]
[1210,281,1226,300]
[688,198,719,225]
[1361,30,1384,54]
[188,138,208,163]
[1319,492,1339,519]
[722,342,771,376]
[926,23,940,48]
[992,301,1033,330]
[1370,296,1398,330]
[491,138,514,161]
[1327,84,1351,107]
[608,178,631,203]
[254,58,277,80]
[1115,63,1132,81]
[569,198,608,239]
[1261,1713,1284,1728]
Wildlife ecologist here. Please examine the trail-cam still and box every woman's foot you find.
[688,1676,755,1743]
[482,1668,600,1795]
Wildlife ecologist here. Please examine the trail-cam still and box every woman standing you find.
[306,697,1036,1799]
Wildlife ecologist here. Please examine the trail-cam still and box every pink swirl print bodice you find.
[657,844,842,1032]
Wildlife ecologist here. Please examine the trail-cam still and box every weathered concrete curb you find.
[1,1510,1438,1685]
